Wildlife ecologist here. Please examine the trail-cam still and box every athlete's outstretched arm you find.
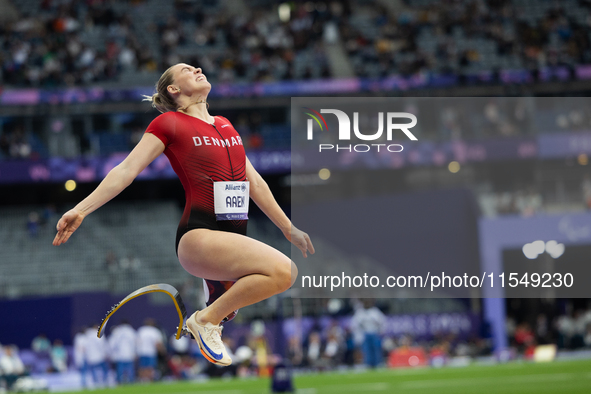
[53,133,165,246]
[245,157,315,257]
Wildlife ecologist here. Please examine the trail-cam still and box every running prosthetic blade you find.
[97,283,187,340]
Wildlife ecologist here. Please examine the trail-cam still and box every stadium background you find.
[1,0,591,392]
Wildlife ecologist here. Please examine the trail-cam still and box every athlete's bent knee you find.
[273,261,293,294]
[290,261,298,287]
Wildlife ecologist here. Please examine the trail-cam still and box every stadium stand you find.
[0,202,182,297]
[0,201,294,297]
[3,0,591,87]
[1,0,331,87]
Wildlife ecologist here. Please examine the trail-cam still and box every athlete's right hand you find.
[53,208,85,246]
[286,226,315,258]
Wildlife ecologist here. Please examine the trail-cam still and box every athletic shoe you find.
[204,279,239,325]
[186,311,232,366]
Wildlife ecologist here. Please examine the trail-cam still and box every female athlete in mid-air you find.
[53,63,315,366]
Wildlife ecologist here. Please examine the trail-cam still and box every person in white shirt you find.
[84,324,110,387]
[169,332,190,356]
[109,320,137,384]
[73,327,88,388]
[136,319,164,382]
[0,345,25,391]
[351,300,386,368]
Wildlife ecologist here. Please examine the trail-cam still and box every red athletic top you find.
[145,111,248,250]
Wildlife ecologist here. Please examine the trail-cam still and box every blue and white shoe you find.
[186,311,232,366]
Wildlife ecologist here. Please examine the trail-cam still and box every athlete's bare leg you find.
[177,229,297,325]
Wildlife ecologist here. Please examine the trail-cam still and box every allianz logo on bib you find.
[303,108,417,153]
[225,184,244,191]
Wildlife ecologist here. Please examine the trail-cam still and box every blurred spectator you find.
[572,310,587,349]
[557,311,576,349]
[26,212,40,238]
[233,345,254,377]
[73,326,88,388]
[351,300,386,368]
[0,126,32,159]
[536,313,551,345]
[246,113,264,150]
[168,353,197,380]
[169,332,190,357]
[109,320,137,384]
[0,345,26,391]
[9,130,31,159]
[387,335,428,368]
[167,332,196,379]
[41,204,57,228]
[287,336,303,367]
[479,187,544,218]
[31,333,50,354]
[120,254,141,272]
[343,329,356,366]
[549,307,591,350]
[323,321,345,367]
[84,324,110,387]
[248,321,270,377]
[516,188,543,216]
[429,341,450,367]
[50,339,68,373]
[305,331,322,368]
[584,323,591,348]
[105,251,118,271]
[322,331,341,367]
[514,323,535,353]
[120,254,142,288]
[136,318,164,382]
[105,251,119,293]
[506,316,517,343]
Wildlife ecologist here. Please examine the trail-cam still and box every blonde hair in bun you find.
[142,65,178,113]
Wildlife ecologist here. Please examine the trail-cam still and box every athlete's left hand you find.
[53,208,85,246]
[285,226,315,258]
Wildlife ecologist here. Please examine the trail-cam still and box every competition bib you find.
[213,181,249,221]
